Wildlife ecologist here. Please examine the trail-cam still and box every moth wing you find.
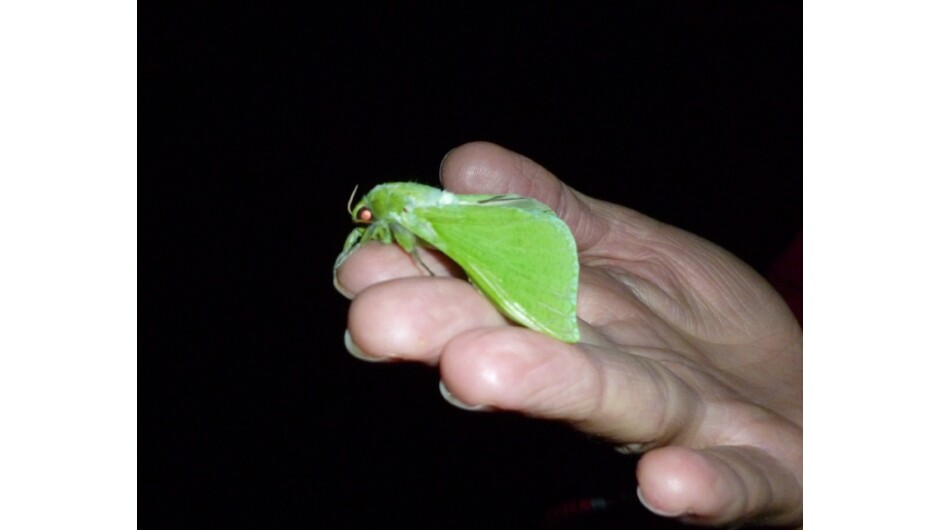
[447,194,556,215]
[410,202,579,342]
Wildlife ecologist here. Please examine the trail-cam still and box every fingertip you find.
[332,243,405,297]
[347,277,508,363]
[346,278,437,362]
[636,446,802,527]
[438,142,577,226]
[636,486,685,518]
[439,141,510,193]
[438,380,491,412]
[438,327,597,418]
[344,329,388,363]
[438,146,456,185]
[636,447,712,519]
[333,270,354,300]
[335,243,461,296]
[437,328,544,409]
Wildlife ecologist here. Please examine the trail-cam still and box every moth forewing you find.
[409,201,579,342]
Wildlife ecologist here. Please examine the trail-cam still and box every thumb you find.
[439,141,600,247]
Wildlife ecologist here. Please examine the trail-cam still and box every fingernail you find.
[438,148,456,184]
[344,329,385,362]
[615,442,653,455]
[439,380,490,412]
[636,487,684,518]
[334,276,353,299]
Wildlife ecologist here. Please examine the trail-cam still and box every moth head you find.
[353,205,373,224]
[347,185,374,225]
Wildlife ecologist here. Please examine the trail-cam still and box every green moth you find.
[335,182,579,343]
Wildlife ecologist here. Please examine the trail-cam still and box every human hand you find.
[334,142,802,527]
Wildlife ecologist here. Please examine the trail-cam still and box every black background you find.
[145,4,800,528]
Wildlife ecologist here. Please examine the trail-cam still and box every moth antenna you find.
[346,184,360,215]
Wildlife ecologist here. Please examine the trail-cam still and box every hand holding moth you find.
[334,142,802,528]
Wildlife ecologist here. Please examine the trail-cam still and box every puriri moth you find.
[334,182,579,343]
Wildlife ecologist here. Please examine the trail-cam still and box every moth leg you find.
[409,249,435,276]
[390,222,435,276]
[341,227,366,254]
[334,227,366,272]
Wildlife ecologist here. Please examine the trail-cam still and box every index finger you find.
[333,242,464,299]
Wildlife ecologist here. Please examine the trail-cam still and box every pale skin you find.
[335,142,802,528]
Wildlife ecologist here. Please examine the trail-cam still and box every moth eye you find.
[356,208,373,224]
